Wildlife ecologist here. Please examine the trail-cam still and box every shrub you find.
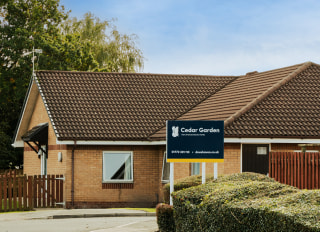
[163,174,214,204]
[172,172,320,232]
[156,203,175,232]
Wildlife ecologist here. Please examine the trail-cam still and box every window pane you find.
[257,147,267,155]
[103,152,133,181]
[191,163,200,175]
[162,153,170,182]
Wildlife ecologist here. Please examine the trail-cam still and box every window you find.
[162,153,170,183]
[257,147,267,155]
[103,151,133,182]
[191,163,200,175]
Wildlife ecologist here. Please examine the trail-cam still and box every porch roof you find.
[21,123,48,144]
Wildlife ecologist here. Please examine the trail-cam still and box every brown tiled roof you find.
[35,71,236,140]
[151,62,311,140]
[224,63,320,138]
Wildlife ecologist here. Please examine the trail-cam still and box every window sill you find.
[102,182,134,189]
[102,180,133,184]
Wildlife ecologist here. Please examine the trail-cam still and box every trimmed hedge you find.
[156,203,175,232]
[163,174,214,204]
[172,172,320,232]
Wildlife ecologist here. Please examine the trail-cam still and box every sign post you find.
[166,120,224,205]
[202,163,206,184]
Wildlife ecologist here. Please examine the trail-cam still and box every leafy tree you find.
[0,0,144,169]
[63,13,144,72]
[0,0,70,169]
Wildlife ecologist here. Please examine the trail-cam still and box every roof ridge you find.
[35,70,237,78]
[223,61,313,127]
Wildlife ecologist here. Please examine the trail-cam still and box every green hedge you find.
[156,203,175,232]
[163,174,214,204]
[172,172,320,232]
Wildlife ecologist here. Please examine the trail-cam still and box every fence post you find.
[60,175,63,206]
[0,177,2,211]
[52,175,55,206]
[28,176,37,209]
[3,177,7,211]
[56,175,60,206]
[13,172,17,211]
[23,175,27,210]
[47,175,51,207]
[308,154,312,189]
[8,177,12,211]
[311,153,315,190]
[42,175,46,208]
[297,153,300,189]
[316,153,319,189]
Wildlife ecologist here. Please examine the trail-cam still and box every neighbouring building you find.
[12,61,320,208]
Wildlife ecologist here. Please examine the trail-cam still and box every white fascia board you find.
[225,138,320,144]
[11,141,24,148]
[12,79,37,148]
[56,139,166,146]
[56,138,320,146]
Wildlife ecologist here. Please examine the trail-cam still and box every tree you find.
[0,1,144,169]
[0,0,70,169]
[63,13,144,72]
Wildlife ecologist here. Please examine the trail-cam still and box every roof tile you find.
[35,71,235,140]
[151,62,309,139]
[225,64,320,138]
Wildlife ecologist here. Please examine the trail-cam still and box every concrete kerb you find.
[51,212,156,219]
[36,208,156,220]
[0,209,156,221]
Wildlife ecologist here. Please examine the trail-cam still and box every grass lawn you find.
[122,208,156,213]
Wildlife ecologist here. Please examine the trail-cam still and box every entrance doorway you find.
[242,144,269,175]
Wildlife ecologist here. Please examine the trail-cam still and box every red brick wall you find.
[64,145,164,208]
[222,143,241,174]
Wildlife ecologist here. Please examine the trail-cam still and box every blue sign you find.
[166,120,224,162]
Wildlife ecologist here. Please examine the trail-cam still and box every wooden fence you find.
[0,169,23,178]
[269,152,320,189]
[0,172,64,212]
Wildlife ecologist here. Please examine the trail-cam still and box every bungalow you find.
[12,61,320,208]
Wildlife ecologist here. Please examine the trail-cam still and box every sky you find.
[59,0,320,75]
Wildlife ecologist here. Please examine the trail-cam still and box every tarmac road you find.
[0,209,158,232]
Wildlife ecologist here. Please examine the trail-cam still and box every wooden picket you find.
[269,152,320,189]
[0,171,64,212]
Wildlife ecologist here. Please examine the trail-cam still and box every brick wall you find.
[63,144,236,208]
[25,91,320,208]
[24,94,67,176]
[64,145,165,208]
[222,143,241,174]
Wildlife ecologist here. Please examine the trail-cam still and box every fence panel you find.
[269,152,320,189]
[0,171,64,212]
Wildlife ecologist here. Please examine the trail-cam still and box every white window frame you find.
[162,152,170,183]
[102,151,133,183]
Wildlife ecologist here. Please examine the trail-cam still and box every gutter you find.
[71,140,77,208]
